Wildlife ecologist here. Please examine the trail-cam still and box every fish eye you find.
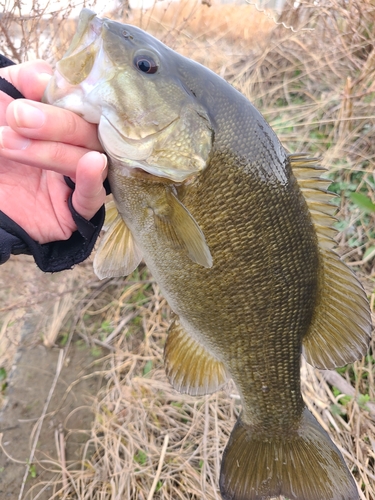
[134,54,158,74]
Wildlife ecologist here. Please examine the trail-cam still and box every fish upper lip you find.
[90,12,104,36]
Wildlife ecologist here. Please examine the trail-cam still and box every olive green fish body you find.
[109,120,318,435]
[44,10,372,499]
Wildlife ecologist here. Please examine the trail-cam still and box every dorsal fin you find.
[290,154,372,368]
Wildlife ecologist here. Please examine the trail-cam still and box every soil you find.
[0,256,106,500]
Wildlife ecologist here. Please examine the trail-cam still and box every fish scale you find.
[161,155,316,430]
[44,9,371,499]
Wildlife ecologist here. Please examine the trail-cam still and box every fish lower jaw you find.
[63,96,101,123]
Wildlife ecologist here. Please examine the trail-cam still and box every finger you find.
[0,126,96,179]
[6,99,103,151]
[0,60,53,101]
[0,92,12,126]
[72,151,108,220]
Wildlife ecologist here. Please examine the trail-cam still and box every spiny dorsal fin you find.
[152,189,213,268]
[93,201,143,279]
[164,317,228,396]
[290,154,372,368]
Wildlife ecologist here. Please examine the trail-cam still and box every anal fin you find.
[164,317,228,396]
[93,201,143,279]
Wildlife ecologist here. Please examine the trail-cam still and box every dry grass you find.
[10,270,374,500]
[0,0,374,499]
[130,0,275,45]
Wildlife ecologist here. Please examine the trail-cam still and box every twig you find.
[0,433,27,464]
[320,370,375,417]
[104,313,136,344]
[147,433,169,500]
[346,247,375,266]
[78,331,116,352]
[59,424,68,492]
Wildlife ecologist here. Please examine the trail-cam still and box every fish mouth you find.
[64,9,104,59]
[45,8,210,183]
[42,10,108,121]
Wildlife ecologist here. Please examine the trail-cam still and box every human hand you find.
[0,60,107,244]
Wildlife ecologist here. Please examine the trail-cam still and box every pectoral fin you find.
[164,317,228,396]
[94,201,143,279]
[290,154,372,368]
[152,189,213,268]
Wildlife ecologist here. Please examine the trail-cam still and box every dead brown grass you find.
[130,0,274,45]
[9,271,373,500]
[0,0,374,499]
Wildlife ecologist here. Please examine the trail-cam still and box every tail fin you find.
[220,408,358,500]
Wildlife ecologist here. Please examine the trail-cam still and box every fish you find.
[44,9,372,500]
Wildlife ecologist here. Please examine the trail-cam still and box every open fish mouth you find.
[63,9,105,61]
[43,12,113,124]
[44,9,204,183]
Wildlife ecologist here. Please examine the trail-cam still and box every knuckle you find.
[62,111,79,140]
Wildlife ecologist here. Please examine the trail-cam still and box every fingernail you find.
[101,153,108,174]
[38,72,52,86]
[13,101,45,128]
[0,127,31,150]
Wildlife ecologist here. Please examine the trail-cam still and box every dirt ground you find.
[0,257,107,499]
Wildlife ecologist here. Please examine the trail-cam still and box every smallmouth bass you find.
[44,9,372,500]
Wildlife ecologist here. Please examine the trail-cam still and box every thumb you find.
[72,151,108,221]
[2,60,53,101]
